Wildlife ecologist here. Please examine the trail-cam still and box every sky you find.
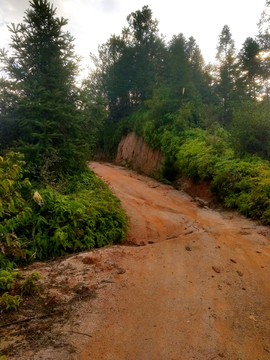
[0,0,268,78]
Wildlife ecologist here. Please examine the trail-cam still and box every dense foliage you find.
[3,0,270,307]
[0,152,127,263]
[87,3,270,225]
[0,0,127,310]
[168,127,270,224]
[0,152,127,309]
[0,0,105,178]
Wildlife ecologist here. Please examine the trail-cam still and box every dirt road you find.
[6,161,270,360]
[76,162,270,359]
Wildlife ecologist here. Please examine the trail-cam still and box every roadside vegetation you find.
[0,0,127,311]
[88,3,270,225]
[2,0,270,311]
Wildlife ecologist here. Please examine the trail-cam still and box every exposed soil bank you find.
[115,131,216,204]
[115,132,164,175]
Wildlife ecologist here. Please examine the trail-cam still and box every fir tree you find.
[215,25,237,124]
[0,0,98,177]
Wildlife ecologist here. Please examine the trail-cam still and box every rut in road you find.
[76,162,270,360]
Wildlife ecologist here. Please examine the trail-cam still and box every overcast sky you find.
[0,0,268,78]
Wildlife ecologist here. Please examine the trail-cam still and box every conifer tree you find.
[215,25,237,123]
[0,0,97,177]
[239,37,261,98]
[257,0,270,99]
[89,6,166,122]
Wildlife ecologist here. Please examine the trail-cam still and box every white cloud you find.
[0,0,267,78]
[98,0,119,13]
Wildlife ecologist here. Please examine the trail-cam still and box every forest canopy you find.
[86,3,270,225]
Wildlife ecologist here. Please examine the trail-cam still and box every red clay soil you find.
[78,162,270,360]
[4,161,270,360]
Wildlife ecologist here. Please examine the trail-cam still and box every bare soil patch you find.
[1,161,270,359]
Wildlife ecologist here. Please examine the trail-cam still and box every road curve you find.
[76,162,270,360]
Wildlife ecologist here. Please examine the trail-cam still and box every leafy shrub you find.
[172,127,270,223]
[211,158,259,199]
[176,138,215,180]
[231,100,270,159]
[0,152,31,270]
[0,152,128,311]
[157,123,270,224]
[173,125,232,181]
[20,271,42,296]
[160,130,182,158]
[0,151,31,223]
[0,269,19,291]
[0,152,128,264]
[0,169,127,261]
[142,120,162,149]
[129,109,162,150]
[211,158,270,222]
[0,292,23,311]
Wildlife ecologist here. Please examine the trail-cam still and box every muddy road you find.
[78,162,270,360]
[6,161,270,360]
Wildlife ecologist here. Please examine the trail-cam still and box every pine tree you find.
[0,0,97,177]
[239,37,261,98]
[89,6,166,122]
[257,0,270,99]
[215,25,237,124]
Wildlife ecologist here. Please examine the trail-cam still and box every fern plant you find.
[0,269,19,291]
[0,292,23,311]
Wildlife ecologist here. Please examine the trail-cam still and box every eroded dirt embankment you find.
[115,131,216,203]
[115,132,164,175]
[3,162,270,360]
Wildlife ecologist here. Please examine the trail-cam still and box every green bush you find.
[0,292,23,311]
[20,271,42,296]
[0,152,128,264]
[211,158,270,222]
[175,127,233,181]
[0,269,19,291]
[231,100,270,159]
[3,170,128,261]
[169,126,270,223]
[0,151,128,311]
[158,124,270,224]
[0,151,31,223]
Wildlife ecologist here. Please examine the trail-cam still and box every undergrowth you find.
[100,98,270,225]
[0,152,128,310]
[163,125,270,224]
[114,111,270,225]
